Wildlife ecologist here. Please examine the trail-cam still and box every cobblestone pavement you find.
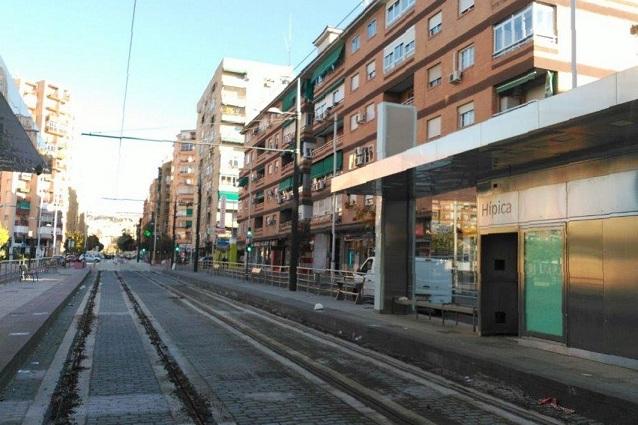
[84,272,177,425]
[124,271,376,425]
[0,278,91,424]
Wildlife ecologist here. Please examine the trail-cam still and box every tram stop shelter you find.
[332,66,638,365]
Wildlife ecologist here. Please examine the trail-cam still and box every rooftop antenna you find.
[284,14,292,66]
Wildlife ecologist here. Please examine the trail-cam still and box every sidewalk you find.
[0,268,91,387]
[171,269,638,424]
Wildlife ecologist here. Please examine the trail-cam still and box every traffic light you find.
[143,229,152,238]
[246,227,253,253]
[175,245,180,252]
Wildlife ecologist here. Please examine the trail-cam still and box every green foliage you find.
[86,234,104,252]
[0,224,9,260]
[64,231,85,254]
[116,231,136,252]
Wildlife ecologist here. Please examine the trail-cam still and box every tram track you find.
[115,271,213,425]
[135,271,563,425]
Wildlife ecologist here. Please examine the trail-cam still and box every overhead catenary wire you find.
[115,0,138,195]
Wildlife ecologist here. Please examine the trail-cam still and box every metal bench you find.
[335,279,363,304]
[393,297,477,332]
[19,263,38,282]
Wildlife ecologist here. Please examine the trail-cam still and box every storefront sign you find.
[478,192,518,227]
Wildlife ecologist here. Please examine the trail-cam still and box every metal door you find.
[480,233,519,335]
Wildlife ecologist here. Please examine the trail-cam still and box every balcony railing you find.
[312,135,343,159]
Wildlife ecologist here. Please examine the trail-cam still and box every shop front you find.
[331,67,638,363]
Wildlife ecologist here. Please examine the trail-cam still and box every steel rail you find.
[149,271,564,425]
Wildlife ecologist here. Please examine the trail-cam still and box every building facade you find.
[169,130,197,261]
[141,159,173,262]
[238,0,638,274]
[195,58,292,257]
[15,78,74,256]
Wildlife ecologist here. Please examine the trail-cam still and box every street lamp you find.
[267,77,302,291]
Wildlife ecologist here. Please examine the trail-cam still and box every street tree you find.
[0,224,9,260]
[117,231,136,252]
[64,231,85,254]
[86,234,104,252]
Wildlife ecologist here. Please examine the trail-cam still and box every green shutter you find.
[336,150,343,170]
[17,200,30,210]
[302,79,315,102]
[282,88,296,111]
[311,159,324,179]
[186,208,193,216]
[310,42,345,84]
[311,150,343,179]
[278,176,294,191]
[218,191,239,201]
[237,176,248,187]
[496,71,538,94]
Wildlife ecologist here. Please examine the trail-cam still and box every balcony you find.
[221,93,247,107]
[311,212,341,227]
[39,226,62,237]
[45,120,67,136]
[14,225,29,234]
[312,135,343,159]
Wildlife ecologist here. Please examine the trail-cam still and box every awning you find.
[311,151,343,179]
[279,176,294,191]
[237,176,249,187]
[332,67,638,198]
[495,71,538,94]
[218,190,239,201]
[282,88,296,112]
[310,42,345,84]
[0,93,47,173]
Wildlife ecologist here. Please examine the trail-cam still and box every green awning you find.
[314,78,344,102]
[282,88,296,111]
[302,79,315,102]
[186,208,193,216]
[17,200,30,210]
[279,176,294,191]
[311,151,343,179]
[238,175,249,187]
[218,191,239,201]
[496,71,538,94]
[310,42,345,84]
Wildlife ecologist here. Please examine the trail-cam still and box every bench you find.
[19,264,38,282]
[335,279,363,304]
[249,267,263,282]
[393,297,477,332]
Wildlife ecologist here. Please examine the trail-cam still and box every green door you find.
[524,229,564,338]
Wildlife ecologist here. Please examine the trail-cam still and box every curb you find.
[0,269,92,389]
[171,271,638,425]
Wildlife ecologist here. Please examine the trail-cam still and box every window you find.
[365,103,376,121]
[351,34,360,53]
[367,19,377,38]
[351,73,360,91]
[458,102,475,128]
[383,26,415,73]
[458,45,475,71]
[494,5,544,55]
[386,0,415,26]
[428,63,442,88]
[366,61,376,80]
[427,116,442,139]
[459,0,474,15]
[350,113,360,131]
[332,84,345,104]
[429,11,442,36]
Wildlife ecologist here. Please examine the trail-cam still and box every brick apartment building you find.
[237,0,637,272]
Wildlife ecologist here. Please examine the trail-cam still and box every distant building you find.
[195,58,292,255]
[169,130,197,258]
[15,78,75,256]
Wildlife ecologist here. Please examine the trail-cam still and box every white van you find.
[356,256,453,303]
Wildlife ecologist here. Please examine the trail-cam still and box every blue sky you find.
[0,0,361,215]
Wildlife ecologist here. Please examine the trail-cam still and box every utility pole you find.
[151,213,157,265]
[36,186,44,258]
[171,199,177,268]
[136,217,141,262]
[330,113,338,276]
[193,159,203,272]
[288,77,301,291]
[52,184,58,256]
[570,0,577,89]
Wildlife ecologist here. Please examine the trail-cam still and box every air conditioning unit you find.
[355,155,366,166]
[449,70,463,84]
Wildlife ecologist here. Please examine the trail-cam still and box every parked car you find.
[65,254,78,263]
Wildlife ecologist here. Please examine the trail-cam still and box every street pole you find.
[193,159,203,272]
[136,218,141,262]
[570,0,577,89]
[330,113,338,277]
[288,77,301,291]
[171,199,177,268]
[245,160,252,274]
[36,188,43,258]
[52,185,58,256]
[151,213,157,264]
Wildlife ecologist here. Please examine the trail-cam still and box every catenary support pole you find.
[330,113,338,278]
[193,159,203,272]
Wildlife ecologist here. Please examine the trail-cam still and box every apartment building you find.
[0,58,47,259]
[195,58,292,256]
[14,78,74,256]
[141,160,172,260]
[169,130,197,260]
[238,0,638,273]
